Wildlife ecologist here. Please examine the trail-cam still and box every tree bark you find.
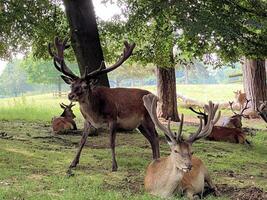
[242,58,267,111]
[63,0,109,87]
[156,66,180,122]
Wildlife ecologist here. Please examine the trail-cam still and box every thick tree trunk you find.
[156,66,180,122]
[242,58,267,111]
[63,0,109,87]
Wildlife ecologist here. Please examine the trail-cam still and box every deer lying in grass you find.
[52,102,77,134]
[221,99,250,128]
[48,37,160,172]
[143,94,220,199]
[190,107,250,145]
[234,90,246,110]
[257,101,267,123]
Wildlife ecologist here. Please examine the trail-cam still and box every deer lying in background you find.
[52,102,77,134]
[49,37,160,172]
[257,101,267,123]
[221,99,250,128]
[143,94,221,199]
[234,90,246,110]
[190,107,250,145]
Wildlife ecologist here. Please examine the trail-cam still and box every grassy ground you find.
[0,84,266,200]
[0,84,243,122]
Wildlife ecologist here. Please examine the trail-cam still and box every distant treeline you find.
[0,59,242,98]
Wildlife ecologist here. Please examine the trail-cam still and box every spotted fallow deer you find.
[143,94,221,199]
[257,101,267,123]
[52,102,77,134]
[221,99,250,128]
[48,37,160,172]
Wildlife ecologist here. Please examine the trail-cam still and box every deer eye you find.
[174,150,179,153]
[191,152,194,155]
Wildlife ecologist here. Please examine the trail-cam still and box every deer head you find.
[143,94,220,172]
[228,99,250,127]
[60,102,76,119]
[48,37,135,102]
[257,101,267,123]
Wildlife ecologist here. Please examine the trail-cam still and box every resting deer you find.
[52,102,77,134]
[234,90,247,110]
[221,99,250,128]
[143,94,220,199]
[190,107,250,145]
[48,37,160,172]
[257,101,267,123]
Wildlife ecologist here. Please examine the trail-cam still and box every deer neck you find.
[78,88,103,128]
[155,156,184,198]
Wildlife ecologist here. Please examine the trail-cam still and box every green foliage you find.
[102,0,267,67]
[21,54,79,85]
[0,0,68,60]
[0,60,32,96]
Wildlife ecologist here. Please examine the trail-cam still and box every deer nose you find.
[187,163,193,171]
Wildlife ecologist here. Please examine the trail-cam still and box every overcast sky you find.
[0,1,120,75]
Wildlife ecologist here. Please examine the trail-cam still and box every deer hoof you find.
[112,165,118,172]
[66,168,75,177]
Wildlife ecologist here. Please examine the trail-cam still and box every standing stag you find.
[52,102,77,134]
[190,106,250,145]
[48,37,160,172]
[143,94,220,199]
[257,101,267,123]
[221,99,250,128]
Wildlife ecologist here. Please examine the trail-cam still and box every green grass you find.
[0,120,266,200]
[0,83,266,199]
[0,84,243,122]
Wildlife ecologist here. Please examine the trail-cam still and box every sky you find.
[0,1,121,75]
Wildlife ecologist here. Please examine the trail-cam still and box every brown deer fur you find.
[52,103,77,134]
[257,101,267,124]
[207,126,249,144]
[48,37,160,172]
[234,90,246,110]
[190,107,250,145]
[143,94,220,199]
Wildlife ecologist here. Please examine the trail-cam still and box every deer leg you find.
[109,122,118,171]
[69,130,89,169]
[204,173,220,196]
[138,119,160,159]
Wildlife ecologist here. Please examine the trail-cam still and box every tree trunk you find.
[156,66,180,122]
[242,58,267,111]
[63,0,109,87]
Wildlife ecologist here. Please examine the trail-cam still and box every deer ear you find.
[61,75,73,84]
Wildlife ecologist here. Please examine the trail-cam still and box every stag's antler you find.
[257,101,267,123]
[60,102,76,109]
[229,99,250,116]
[49,38,135,80]
[86,41,136,79]
[143,94,184,144]
[143,94,220,144]
[48,37,78,79]
[229,101,238,115]
[240,99,251,115]
[187,101,221,143]
[189,107,208,125]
